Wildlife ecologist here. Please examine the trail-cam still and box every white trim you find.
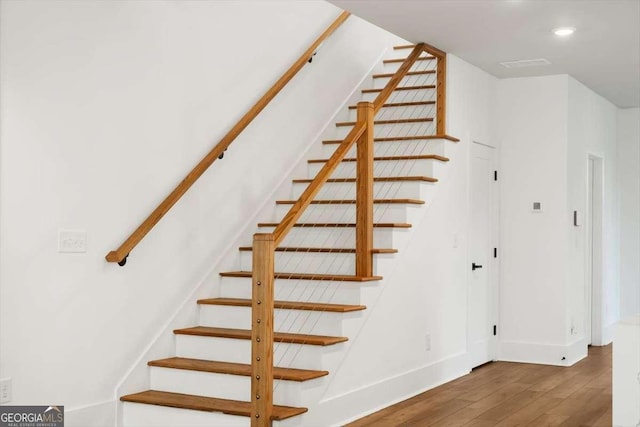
[315,352,470,427]
[587,153,605,346]
[601,322,615,345]
[499,339,587,366]
[65,400,116,427]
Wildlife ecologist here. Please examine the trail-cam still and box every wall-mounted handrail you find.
[105,11,351,266]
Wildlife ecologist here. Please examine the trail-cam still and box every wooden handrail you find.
[105,11,351,265]
[271,43,427,247]
[252,43,444,426]
[373,43,426,114]
[272,122,366,247]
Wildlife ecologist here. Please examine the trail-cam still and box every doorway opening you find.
[586,154,603,345]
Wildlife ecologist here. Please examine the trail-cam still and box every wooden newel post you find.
[251,233,275,427]
[435,54,447,135]
[355,102,375,277]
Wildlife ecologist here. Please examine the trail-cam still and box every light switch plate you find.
[58,230,87,253]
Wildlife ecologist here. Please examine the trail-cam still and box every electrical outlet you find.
[425,334,431,351]
[58,230,87,253]
[0,378,12,404]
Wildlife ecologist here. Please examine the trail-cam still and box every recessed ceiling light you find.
[553,27,576,36]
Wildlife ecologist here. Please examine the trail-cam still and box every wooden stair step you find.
[362,84,435,93]
[198,298,367,313]
[323,134,460,144]
[257,222,412,228]
[237,247,396,254]
[373,70,435,79]
[275,198,425,205]
[308,154,449,163]
[348,100,435,110]
[220,271,382,282]
[120,390,306,420]
[394,44,416,50]
[292,176,438,183]
[383,56,434,63]
[174,326,349,346]
[336,117,433,127]
[148,357,328,381]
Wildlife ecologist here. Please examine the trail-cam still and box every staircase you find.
[119,43,458,426]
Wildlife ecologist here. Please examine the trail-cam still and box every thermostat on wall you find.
[532,202,542,213]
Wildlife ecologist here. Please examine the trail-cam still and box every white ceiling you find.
[329,0,640,108]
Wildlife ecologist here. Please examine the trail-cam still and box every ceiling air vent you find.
[499,58,551,69]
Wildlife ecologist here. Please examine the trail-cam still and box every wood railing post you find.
[420,42,447,136]
[435,54,447,135]
[251,233,275,427]
[355,102,375,277]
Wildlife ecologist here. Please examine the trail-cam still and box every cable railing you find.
[249,42,451,425]
[104,11,351,266]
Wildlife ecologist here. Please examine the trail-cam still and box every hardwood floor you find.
[347,345,612,427]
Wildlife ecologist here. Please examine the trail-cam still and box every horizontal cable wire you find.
[263,51,444,379]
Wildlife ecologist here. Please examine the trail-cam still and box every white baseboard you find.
[65,400,116,427]
[499,339,587,366]
[274,352,469,427]
[602,322,615,345]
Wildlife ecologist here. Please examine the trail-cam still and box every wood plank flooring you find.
[347,345,612,427]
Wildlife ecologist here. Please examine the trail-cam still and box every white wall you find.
[497,74,619,365]
[497,75,572,363]
[0,0,392,421]
[308,54,498,424]
[618,108,640,319]
[567,77,618,345]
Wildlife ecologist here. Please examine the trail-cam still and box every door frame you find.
[467,140,500,367]
[586,153,604,345]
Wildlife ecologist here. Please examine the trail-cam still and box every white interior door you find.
[468,142,498,368]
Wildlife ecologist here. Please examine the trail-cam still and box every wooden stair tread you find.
[362,84,435,93]
[174,326,349,346]
[384,56,434,63]
[275,198,425,205]
[308,154,449,163]
[348,100,435,110]
[373,70,435,78]
[336,117,433,127]
[292,176,438,183]
[394,44,416,50]
[198,298,367,312]
[148,357,328,381]
[120,390,307,420]
[257,222,412,228]
[323,134,460,144]
[220,271,383,282]
[237,247,397,254]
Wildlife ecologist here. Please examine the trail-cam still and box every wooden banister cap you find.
[253,233,275,241]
